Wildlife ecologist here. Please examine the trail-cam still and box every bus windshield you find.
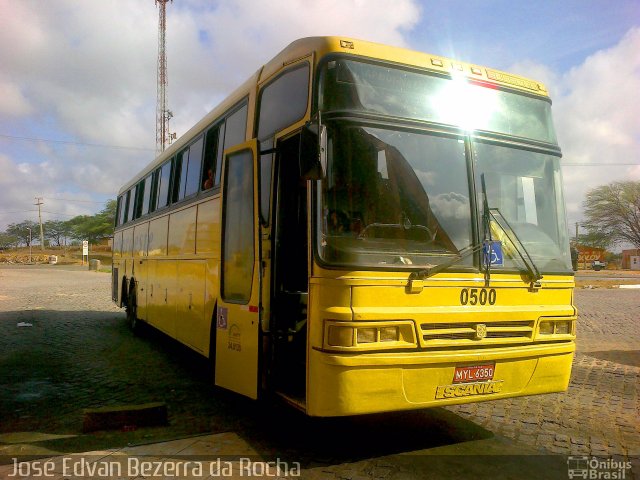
[475,142,572,273]
[319,58,557,144]
[317,124,474,269]
[316,58,571,274]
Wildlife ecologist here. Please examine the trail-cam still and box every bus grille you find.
[419,320,534,347]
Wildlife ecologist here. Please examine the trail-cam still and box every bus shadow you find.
[118,321,495,465]
[237,403,494,467]
[0,311,493,465]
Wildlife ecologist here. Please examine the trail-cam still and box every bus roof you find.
[119,36,550,195]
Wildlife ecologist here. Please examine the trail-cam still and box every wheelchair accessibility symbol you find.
[483,241,504,267]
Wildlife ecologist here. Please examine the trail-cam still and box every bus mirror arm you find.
[299,116,327,180]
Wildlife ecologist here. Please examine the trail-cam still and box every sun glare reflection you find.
[430,73,499,131]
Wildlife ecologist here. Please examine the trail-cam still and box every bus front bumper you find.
[307,342,575,416]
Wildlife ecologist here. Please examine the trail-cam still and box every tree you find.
[6,220,39,247]
[68,200,116,243]
[583,181,640,248]
[44,220,73,247]
[576,231,612,250]
[0,232,19,250]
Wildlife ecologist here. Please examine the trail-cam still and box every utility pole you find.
[27,227,32,263]
[155,0,174,154]
[34,197,45,251]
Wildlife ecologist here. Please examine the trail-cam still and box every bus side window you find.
[126,187,135,223]
[256,63,309,225]
[256,63,309,141]
[134,179,144,219]
[148,169,159,214]
[141,173,152,216]
[116,195,123,227]
[174,149,189,202]
[216,104,247,186]
[225,104,248,148]
[184,135,204,198]
[156,160,172,210]
[202,125,219,191]
[122,191,130,224]
[214,122,226,187]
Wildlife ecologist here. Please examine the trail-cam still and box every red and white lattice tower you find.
[155,0,173,154]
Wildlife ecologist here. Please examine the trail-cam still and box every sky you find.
[1,0,639,247]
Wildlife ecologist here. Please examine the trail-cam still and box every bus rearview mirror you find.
[300,122,327,180]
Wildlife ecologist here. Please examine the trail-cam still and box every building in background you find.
[621,249,640,270]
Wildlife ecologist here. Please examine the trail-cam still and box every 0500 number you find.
[460,288,497,305]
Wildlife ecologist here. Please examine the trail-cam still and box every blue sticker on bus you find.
[483,241,504,267]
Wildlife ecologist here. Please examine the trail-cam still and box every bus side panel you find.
[122,227,134,290]
[133,223,149,320]
[196,198,221,358]
[148,259,177,338]
[112,231,123,305]
[168,207,197,257]
[176,260,207,353]
[147,216,172,335]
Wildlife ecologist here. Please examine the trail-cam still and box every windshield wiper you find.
[407,174,542,287]
[480,174,542,287]
[481,174,493,287]
[487,208,542,286]
[408,242,484,283]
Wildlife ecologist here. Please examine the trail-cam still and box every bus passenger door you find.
[216,140,261,399]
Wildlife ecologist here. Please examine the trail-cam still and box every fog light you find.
[357,328,377,344]
[539,321,554,335]
[555,321,571,334]
[328,326,354,347]
[380,326,399,342]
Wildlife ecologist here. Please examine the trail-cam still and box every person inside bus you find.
[202,168,214,190]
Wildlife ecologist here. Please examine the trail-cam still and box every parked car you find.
[591,260,607,271]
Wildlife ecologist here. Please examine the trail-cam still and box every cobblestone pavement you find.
[0,265,638,479]
[446,287,640,458]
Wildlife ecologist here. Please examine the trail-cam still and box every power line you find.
[0,134,154,152]
[43,197,110,204]
[0,210,38,216]
[562,163,639,166]
[41,211,84,217]
[0,210,98,218]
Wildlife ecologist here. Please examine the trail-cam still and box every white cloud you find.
[2,0,636,242]
[0,0,420,229]
[509,28,640,234]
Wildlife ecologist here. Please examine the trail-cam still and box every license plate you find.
[453,364,495,383]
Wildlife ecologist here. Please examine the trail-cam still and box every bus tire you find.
[126,280,141,333]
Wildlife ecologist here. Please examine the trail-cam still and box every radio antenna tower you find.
[155,0,174,154]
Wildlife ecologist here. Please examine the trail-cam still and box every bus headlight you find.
[537,318,575,338]
[324,321,417,351]
[539,321,555,335]
[357,328,377,344]
[380,326,399,342]
[328,326,354,347]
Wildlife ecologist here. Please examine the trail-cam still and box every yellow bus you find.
[112,36,576,416]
